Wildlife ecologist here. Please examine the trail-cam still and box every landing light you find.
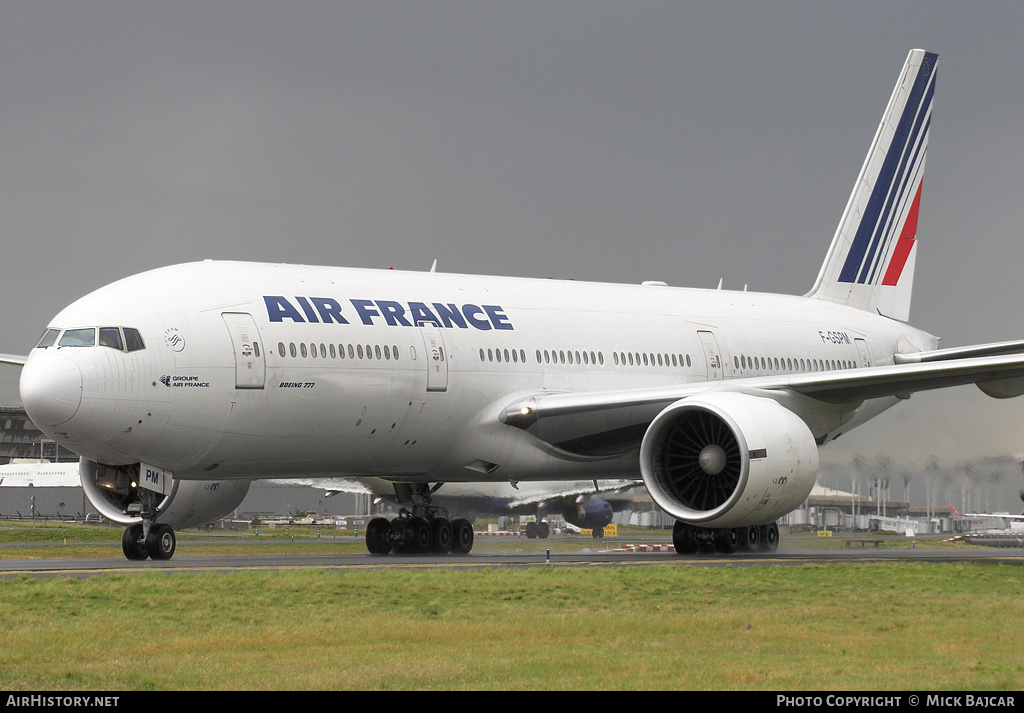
[520,406,533,416]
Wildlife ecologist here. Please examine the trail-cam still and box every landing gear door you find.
[222,313,266,389]
[418,322,448,392]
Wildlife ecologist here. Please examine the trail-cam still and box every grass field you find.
[1,524,1023,690]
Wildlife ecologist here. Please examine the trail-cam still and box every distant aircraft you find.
[0,460,79,487]
[8,49,1024,562]
[945,501,1024,535]
[290,477,639,539]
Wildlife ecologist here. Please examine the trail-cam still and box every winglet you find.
[808,49,938,322]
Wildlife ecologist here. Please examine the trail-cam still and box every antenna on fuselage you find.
[430,259,437,274]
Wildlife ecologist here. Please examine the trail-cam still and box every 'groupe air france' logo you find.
[159,375,211,388]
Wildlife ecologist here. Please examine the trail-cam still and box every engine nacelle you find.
[563,499,614,529]
[639,392,818,528]
[80,459,251,529]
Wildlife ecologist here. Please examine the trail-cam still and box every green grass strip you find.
[1,562,1022,690]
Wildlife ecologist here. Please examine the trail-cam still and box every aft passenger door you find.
[854,338,872,368]
[222,313,266,389]
[697,330,723,381]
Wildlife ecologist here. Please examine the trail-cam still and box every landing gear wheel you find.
[450,518,474,555]
[404,517,432,554]
[145,524,176,560]
[760,522,780,552]
[431,517,453,553]
[672,521,698,555]
[122,524,147,561]
[525,521,538,539]
[745,525,761,551]
[366,517,393,555]
[714,528,740,554]
[591,526,604,539]
[538,521,549,539]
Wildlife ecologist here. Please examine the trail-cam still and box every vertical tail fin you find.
[808,49,938,321]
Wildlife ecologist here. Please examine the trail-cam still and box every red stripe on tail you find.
[882,183,923,286]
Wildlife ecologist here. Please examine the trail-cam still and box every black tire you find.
[145,524,176,560]
[538,521,549,539]
[714,528,740,554]
[672,521,698,555]
[525,521,538,539]
[745,525,761,551]
[404,517,432,554]
[760,522,780,552]
[450,518,474,555]
[431,517,453,554]
[365,517,393,555]
[122,524,148,561]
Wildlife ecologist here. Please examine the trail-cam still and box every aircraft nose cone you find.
[20,351,83,427]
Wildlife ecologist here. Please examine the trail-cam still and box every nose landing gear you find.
[121,521,176,561]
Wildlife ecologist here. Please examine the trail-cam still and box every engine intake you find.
[640,392,818,528]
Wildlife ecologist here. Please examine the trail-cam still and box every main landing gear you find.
[121,522,176,561]
[365,511,473,555]
[364,483,474,555]
[524,520,549,539]
[672,520,779,555]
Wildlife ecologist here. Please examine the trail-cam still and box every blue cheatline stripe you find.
[860,80,934,284]
[839,52,938,284]
[864,112,930,284]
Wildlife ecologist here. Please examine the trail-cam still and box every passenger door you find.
[222,313,265,389]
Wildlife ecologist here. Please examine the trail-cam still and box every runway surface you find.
[3,539,1023,579]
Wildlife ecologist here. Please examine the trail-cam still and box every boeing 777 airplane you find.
[6,49,1024,561]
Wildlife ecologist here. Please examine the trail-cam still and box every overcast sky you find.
[3,2,1024,505]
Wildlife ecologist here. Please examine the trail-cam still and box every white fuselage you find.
[20,260,937,483]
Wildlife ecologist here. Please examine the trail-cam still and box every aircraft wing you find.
[501,479,639,510]
[0,354,26,366]
[501,348,1024,449]
[269,478,374,496]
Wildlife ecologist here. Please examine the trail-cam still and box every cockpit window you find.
[58,328,96,347]
[35,329,60,349]
[123,328,145,352]
[99,327,123,350]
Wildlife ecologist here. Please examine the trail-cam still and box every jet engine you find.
[639,392,818,528]
[563,499,614,529]
[79,459,251,529]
